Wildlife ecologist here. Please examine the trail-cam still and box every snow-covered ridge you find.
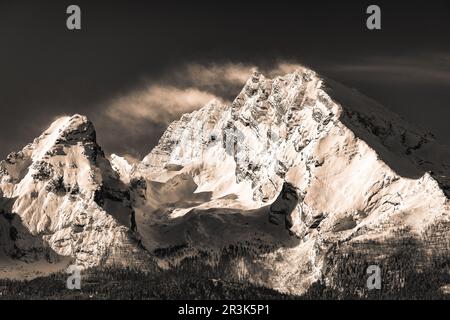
[0,67,448,293]
[128,67,449,292]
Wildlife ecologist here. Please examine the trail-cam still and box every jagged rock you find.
[45,176,67,194]
[269,182,299,230]
[31,161,54,181]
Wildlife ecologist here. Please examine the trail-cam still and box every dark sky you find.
[1,0,450,160]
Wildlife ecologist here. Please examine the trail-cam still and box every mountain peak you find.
[0,113,146,271]
[45,114,96,144]
[16,114,98,167]
[130,66,449,293]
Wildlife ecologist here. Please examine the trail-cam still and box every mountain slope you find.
[129,67,449,294]
[0,115,146,273]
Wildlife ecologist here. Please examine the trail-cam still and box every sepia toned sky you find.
[1,0,450,160]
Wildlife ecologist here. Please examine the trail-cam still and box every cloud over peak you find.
[105,85,220,128]
[93,61,307,158]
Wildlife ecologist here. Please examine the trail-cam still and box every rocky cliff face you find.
[1,67,448,295]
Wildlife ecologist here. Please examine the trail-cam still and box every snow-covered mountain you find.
[0,115,146,277]
[1,66,449,295]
